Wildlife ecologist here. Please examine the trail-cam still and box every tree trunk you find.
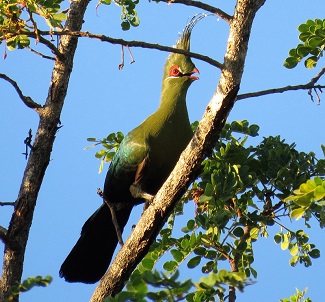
[0,1,89,300]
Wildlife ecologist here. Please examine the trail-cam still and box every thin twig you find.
[0,202,15,206]
[159,0,232,22]
[0,73,42,109]
[310,66,325,85]
[237,84,325,100]
[26,46,55,60]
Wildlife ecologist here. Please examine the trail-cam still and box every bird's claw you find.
[130,184,154,204]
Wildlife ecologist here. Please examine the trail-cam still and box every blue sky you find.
[1,0,325,301]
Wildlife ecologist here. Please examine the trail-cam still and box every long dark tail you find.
[59,203,132,283]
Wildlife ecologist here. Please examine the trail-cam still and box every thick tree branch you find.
[0,0,90,300]
[0,73,42,110]
[90,0,266,301]
[158,0,233,22]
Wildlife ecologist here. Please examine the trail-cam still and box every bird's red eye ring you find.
[169,66,181,77]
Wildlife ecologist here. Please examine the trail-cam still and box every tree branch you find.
[310,65,325,85]
[0,226,20,250]
[90,0,266,300]
[158,0,233,22]
[0,73,43,110]
[237,84,325,101]
[26,46,55,61]
[21,30,223,69]
[0,202,15,206]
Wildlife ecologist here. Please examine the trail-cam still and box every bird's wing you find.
[104,130,150,202]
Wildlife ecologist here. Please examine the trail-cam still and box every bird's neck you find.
[148,84,190,133]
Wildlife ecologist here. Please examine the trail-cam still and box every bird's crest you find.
[175,13,207,52]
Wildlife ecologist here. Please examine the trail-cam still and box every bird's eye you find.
[169,66,181,77]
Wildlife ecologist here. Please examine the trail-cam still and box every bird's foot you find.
[130,184,154,204]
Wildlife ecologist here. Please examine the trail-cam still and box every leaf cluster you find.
[99,0,140,31]
[284,19,325,69]
[0,0,66,50]
[274,229,320,267]
[280,288,312,302]
[86,131,124,173]
[7,275,52,301]
[285,175,325,226]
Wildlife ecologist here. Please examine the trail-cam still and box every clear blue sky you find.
[1,0,324,301]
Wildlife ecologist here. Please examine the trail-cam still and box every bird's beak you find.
[188,67,200,81]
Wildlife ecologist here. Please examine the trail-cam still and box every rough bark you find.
[90,0,266,301]
[0,0,89,301]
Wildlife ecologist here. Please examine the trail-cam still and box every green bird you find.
[60,16,202,284]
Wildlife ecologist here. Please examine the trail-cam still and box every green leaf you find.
[194,247,206,256]
[187,256,201,269]
[293,195,312,207]
[283,56,299,69]
[87,137,97,142]
[304,56,318,68]
[281,234,289,250]
[163,261,178,272]
[170,249,184,263]
[290,207,306,220]
[233,227,244,237]
[298,23,310,33]
[308,249,320,259]
[121,20,130,31]
[289,244,299,256]
[307,36,324,48]
[142,258,154,270]
[296,45,310,57]
[314,185,325,200]
[289,255,299,267]
[187,219,196,231]
[274,233,282,244]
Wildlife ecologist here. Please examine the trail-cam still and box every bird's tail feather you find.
[59,203,132,283]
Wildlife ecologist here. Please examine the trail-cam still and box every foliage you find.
[6,275,52,301]
[92,120,325,301]
[86,131,124,173]
[0,0,140,53]
[99,0,140,31]
[284,18,325,69]
[0,0,67,50]
[280,288,312,302]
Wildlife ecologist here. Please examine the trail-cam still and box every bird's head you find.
[162,14,206,87]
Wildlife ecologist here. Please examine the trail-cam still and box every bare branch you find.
[158,0,233,22]
[0,226,20,250]
[35,35,63,59]
[237,84,325,100]
[310,66,325,85]
[26,46,55,61]
[0,202,15,207]
[0,73,42,110]
[0,226,8,244]
[30,30,223,69]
